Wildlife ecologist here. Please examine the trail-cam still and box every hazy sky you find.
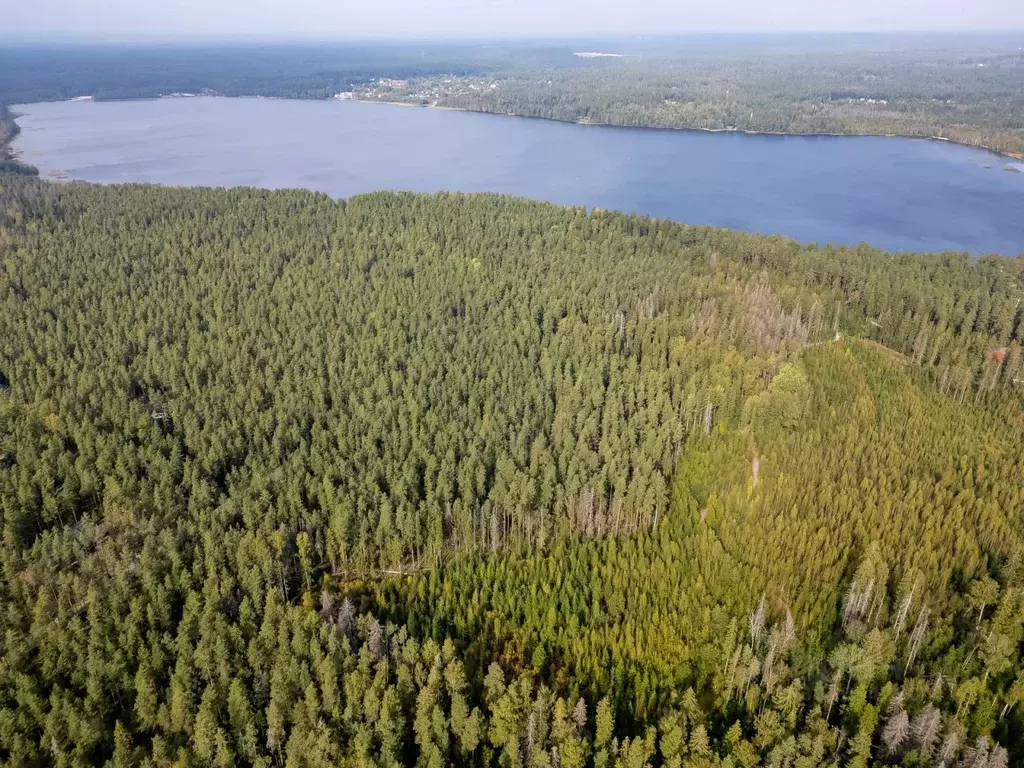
[8,0,1024,40]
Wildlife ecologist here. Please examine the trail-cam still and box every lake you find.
[12,97,1024,255]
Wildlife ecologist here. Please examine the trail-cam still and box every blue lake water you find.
[12,96,1024,255]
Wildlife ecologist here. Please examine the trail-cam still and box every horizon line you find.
[5,27,1024,46]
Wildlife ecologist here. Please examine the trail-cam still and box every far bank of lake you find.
[375,96,1024,163]
[12,97,1024,255]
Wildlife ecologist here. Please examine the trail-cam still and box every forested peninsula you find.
[1,174,1024,767]
[0,104,37,176]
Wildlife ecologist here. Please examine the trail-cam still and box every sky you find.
[6,0,1024,41]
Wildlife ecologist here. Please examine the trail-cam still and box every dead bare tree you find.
[905,607,930,674]
[749,595,766,649]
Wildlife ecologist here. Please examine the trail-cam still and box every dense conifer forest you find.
[1,174,1023,766]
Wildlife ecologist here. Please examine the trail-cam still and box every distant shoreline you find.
[6,95,1023,256]
[7,93,1024,167]
[353,96,1024,163]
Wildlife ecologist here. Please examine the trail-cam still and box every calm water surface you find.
[12,97,1024,255]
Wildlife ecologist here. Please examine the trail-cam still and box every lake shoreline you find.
[6,93,1024,165]
[0,106,39,176]
[9,95,1023,256]
[356,97,1024,163]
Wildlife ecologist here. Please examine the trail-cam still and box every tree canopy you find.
[0,175,1023,766]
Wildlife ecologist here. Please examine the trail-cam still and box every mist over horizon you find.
[7,30,1024,46]
[7,0,1024,43]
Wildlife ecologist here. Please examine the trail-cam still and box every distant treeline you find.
[376,41,1024,157]
[2,35,1023,156]
[0,42,579,104]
